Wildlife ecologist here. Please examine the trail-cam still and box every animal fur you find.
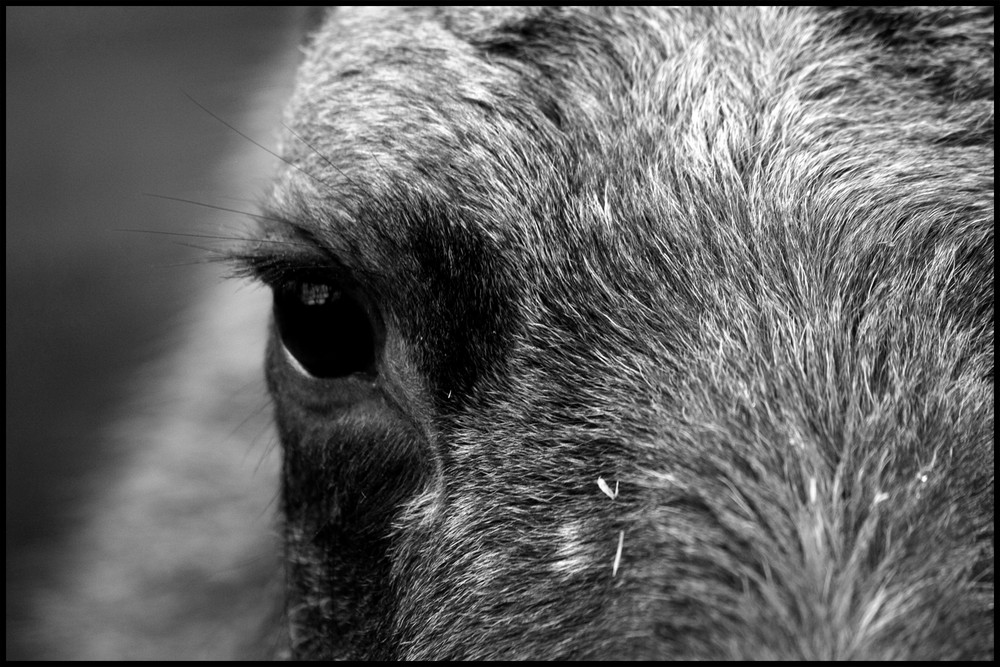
[41,6,994,660]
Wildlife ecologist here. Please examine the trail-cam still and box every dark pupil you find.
[273,282,377,378]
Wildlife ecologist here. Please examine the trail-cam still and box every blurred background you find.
[6,8,306,658]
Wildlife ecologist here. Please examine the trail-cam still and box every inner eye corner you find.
[272,280,382,381]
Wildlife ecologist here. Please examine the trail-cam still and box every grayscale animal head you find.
[227,7,993,659]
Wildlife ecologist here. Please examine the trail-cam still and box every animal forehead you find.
[272,8,578,216]
[267,8,596,264]
[270,7,764,247]
[265,6,980,283]
[271,6,827,209]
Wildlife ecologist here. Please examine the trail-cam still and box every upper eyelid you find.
[242,197,400,292]
[225,203,347,285]
[227,238,350,289]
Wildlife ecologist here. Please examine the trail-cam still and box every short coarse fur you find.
[42,6,994,660]
[254,7,993,659]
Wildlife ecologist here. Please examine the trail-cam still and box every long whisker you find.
[183,90,332,190]
[282,122,358,189]
[141,192,283,223]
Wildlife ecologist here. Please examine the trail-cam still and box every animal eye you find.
[272,281,378,379]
